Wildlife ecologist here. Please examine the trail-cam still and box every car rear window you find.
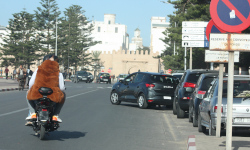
[223,80,250,98]
[173,75,183,80]
[101,73,110,77]
[150,75,176,84]
[77,71,87,76]
[199,77,215,91]
[187,73,202,83]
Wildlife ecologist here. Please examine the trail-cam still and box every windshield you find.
[119,74,128,78]
[150,75,176,84]
[223,80,250,98]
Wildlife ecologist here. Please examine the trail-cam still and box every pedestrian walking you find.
[4,66,9,80]
[0,68,2,76]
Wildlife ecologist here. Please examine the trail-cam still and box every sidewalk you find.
[0,78,27,91]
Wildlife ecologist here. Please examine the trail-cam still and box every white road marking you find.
[0,89,98,117]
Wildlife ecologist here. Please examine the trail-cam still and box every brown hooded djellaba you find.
[27,60,64,103]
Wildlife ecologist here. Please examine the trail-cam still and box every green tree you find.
[161,0,211,71]
[35,0,60,54]
[1,10,41,68]
[60,5,99,74]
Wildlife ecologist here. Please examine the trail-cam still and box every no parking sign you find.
[210,0,250,32]
[206,19,227,41]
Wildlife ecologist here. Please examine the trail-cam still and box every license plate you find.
[163,96,171,100]
[103,79,108,81]
[234,118,250,123]
[82,78,87,80]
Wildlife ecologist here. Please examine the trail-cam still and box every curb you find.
[0,87,29,92]
[187,135,196,150]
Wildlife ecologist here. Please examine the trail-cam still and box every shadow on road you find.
[220,140,250,150]
[32,131,87,141]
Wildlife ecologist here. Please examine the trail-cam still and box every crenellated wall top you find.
[85,49,159,56]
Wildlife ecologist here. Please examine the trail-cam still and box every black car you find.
[189,73,218,127]
[96,73,111,84]
[173,69,218,118]
[110,72,179,109]
[72,71,94,83]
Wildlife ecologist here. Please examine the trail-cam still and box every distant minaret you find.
[130,28,143,51]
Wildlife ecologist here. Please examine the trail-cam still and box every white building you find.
[129,28,143,51]
[0,25,9,46]
[88,14,129,53]
[150,17,170,54]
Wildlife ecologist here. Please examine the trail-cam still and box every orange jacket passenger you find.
[27,60,64,103]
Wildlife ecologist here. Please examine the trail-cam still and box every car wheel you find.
[198,113,206,133]
[106,82,108,84]
[188,105,193,122]
[138,94,148,109]
[209,119,216,136]
[177,103,185,118]
[110,91,121,105]
[173,98,177,115]
[193,109,198,127]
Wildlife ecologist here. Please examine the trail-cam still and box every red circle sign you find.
[210,0,250,32]
[206,19,227,41]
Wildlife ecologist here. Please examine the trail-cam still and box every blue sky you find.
[0,0,175,47]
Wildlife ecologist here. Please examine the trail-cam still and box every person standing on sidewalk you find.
[4,66,9,80]
[16,65,27,87]
[13,68,17,80]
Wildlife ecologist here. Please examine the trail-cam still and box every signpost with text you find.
[210,1,250,149]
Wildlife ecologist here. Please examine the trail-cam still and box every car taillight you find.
[196,90,206,99]
[148,100,154,102]
[146,83,155,88]
[183,82,196,88]
[214,106,223,113]
[181,97,190,100]
[42,109,47,111]
[100,76,102,78]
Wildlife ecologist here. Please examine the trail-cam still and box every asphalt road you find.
[1,81,249,150]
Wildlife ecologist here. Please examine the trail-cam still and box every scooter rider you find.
[25,54,66,125]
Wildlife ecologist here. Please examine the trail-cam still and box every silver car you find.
[198,77,250,136]
[117,74,129,82]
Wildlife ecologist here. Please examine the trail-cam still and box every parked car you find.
[172,73,184,80]
[96,73,111,84]
[72,71,93,83]
[117,74,129,82]
[198,77,250,136]
[189,73,219,127]
[173,69,219,118]
[110,72,179,109]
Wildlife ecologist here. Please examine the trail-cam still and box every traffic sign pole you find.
[189,47,192,70]
[184,47,187,70]
[226,52,234,150]
[216,63,224,137]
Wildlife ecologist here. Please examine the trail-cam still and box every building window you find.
[115,27,118,33]
[108,20,111,24]
[98,27,101,32]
